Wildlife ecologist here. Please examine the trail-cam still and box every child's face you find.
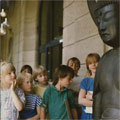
[21,78,33,92]
[22,68,32,75]
[88,61,98,74]
[36,73,48,85]
[68,60,80,76]
[4,70,16,85]
[60,75,73,88]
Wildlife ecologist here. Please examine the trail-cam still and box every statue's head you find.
[87,0,119,48]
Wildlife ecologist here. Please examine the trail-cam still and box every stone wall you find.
[1,1,40,74]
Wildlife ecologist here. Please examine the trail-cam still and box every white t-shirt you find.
[1,87,25,120]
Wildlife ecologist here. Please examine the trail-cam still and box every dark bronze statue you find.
[87,0,120,119]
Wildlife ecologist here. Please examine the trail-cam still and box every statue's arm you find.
[93,72,102,119]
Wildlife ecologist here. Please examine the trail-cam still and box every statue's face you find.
[95,4,119,47]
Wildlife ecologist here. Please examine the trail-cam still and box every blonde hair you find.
[1,61,16,89]
[86,53,100,75]
[17,73,33,88]
[33,65,48,80]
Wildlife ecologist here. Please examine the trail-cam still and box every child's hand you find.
[86,92,93,101]
[10,79,17,91]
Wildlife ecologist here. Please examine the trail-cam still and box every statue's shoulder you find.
[101,49,113,60]
[101,48,119,60]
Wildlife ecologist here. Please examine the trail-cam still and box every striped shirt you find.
[19,93,42,119]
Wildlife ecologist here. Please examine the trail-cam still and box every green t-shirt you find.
[41,85,75,120]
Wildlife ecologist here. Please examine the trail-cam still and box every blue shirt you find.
[80,77,94,110]
[19,94,42,119]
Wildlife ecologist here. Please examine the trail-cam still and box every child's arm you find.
[78,89,93,107]
[10,80,24,111]
[40,87,50,120]
[26,106,41,120]
[67,90,78,119]
[71,108,78,119]
[40,107,46,120]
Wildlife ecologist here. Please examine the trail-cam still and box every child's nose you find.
[43,76,45,79]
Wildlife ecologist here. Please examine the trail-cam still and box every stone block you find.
[76,14,98,41]
[63,2,76,27]
[64,0,74,8]
[23,34,37,51]
[74,1,89,20]
[63,22,76,46]
[23,50,37,62]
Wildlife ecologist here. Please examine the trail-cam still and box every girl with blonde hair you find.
[78,53,100,119]
[17,73,42,119]
[1,61,25,120]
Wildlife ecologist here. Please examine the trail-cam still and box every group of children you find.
[0,52,100,120]
[1,63,49,120]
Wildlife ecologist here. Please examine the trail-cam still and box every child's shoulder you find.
[45,85,52,92]
[67,89,73,94]
[66,88,74,98]
[67,88,72,92]
[14,87,25,101]
[44,85,55,95]
[26,93,42,99]
[15,87,24,94]
[81,77,93,82]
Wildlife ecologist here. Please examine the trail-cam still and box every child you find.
[20,64,33,74]
[17,73,42,119]
[33,65,49,98]
[1,61,25,120]
[41,65,78,119]
[67,57,80,76]
[78,53,100,120]
[67,57,83,95]
[67,57,83,118]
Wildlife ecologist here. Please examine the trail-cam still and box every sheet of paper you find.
[85,107,92,114]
